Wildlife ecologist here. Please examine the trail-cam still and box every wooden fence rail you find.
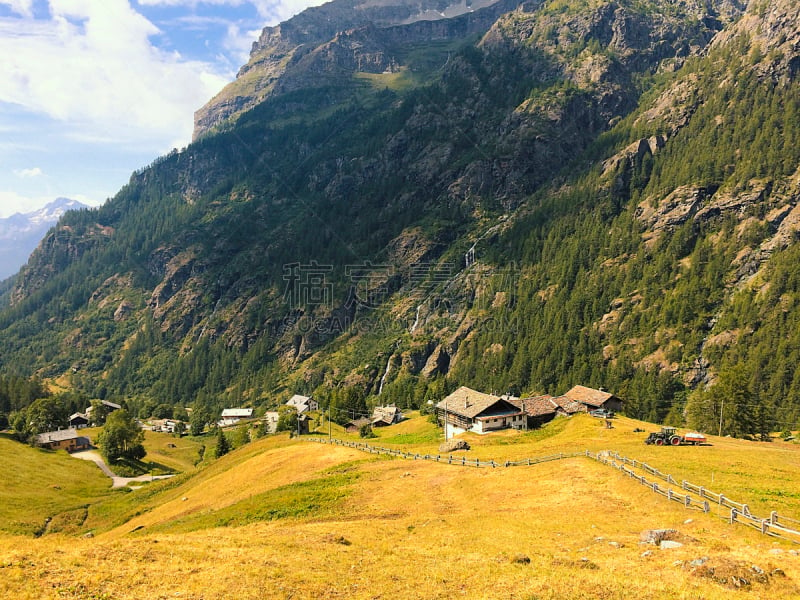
[306,437,583,468]
[597,451,800,545]
[304,438,799,544]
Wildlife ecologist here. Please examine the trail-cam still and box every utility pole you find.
[718,397,725,438]
[328,405,332,441]
[444,399,448,441]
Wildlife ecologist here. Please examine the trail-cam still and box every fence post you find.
[719,494,725,506]
[653,482,658,493]
[761,520,769,534]
[667,489,673,502]
[703,501,710,513]
[730,508,738,524]
[771,511,778,525]
[684,495,691,508]
[742,504,750,517]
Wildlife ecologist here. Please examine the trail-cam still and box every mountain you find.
[1,0,799,438]
[0,198,88,281]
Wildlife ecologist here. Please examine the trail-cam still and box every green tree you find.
[686,367,757,439]
[214,428,230,458]
[189,405,210,436]
[96,409,146,463]
[276,405,298,432]
[88,399,111,426]
[24,396,67,437]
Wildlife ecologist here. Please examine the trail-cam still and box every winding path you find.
[71,449,175,489]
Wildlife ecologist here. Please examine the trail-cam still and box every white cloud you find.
[14,167,44,178]
[0,0,34,18]
[0,0,231,149]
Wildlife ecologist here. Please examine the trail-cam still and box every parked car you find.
[589,408,615,418]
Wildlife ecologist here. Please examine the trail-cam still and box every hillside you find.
[1,0,800,439]
[1,415,800,598]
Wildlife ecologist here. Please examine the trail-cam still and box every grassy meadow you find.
[1,414,799,598]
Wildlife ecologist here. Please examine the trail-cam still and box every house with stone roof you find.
[35,428,91,452]
[371,405,402,427]
[286,394,319,414]
[563,385,623,412]
[436,386,524,437]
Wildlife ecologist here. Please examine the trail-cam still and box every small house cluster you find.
[68,400,122,429]
[436,385,622,437]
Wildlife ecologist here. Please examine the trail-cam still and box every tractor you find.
[644,426,707,446]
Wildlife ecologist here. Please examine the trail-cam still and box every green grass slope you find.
[0,433,112,536]
[2,415,800,598]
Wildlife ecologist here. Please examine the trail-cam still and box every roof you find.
[85,400,122,414]
[346,417,372,429]
[563,385,617,408]
[69,412,89,421]
[512,395,558,417]
[550,395,586,414]
[286,394,312,409]
[436,386,520,419]
[220,408,254,418]
[35,428,84,444]
[372,405,399,422]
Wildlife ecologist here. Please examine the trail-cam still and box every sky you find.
[0,0,326,218]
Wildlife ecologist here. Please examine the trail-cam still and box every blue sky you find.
[0,0,324,217]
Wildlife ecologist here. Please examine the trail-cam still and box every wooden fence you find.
[306,436,583,467]
[305,437,800,544]
[594,451,800,544]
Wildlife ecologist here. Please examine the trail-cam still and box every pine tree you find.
[214,428,231,458]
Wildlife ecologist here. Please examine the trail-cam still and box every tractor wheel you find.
[655,438,664,446]
[670,436,681,446]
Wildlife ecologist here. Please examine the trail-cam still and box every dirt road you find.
[71,449,175,488]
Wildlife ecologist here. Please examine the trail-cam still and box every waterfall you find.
[410,304,422,333]
[378,354,393,395]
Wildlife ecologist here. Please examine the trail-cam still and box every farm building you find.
[35,428,91,452]
[345,417,372,434]
[436,386,524,437]
[68,412,89,429]
[563,385,623,412]
[509,394,588,428]
[371,405,402,427]
[219,408,254,426]
[286,394,319,414]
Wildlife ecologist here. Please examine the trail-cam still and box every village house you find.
[345,417,372,434]
[150,419,182,433]
[371,405,402,427]
[68,412,90,429]
[510,394,587,428]
[35,428,91,452]
[219,408,254,427]
[262,411,279,434]
[436,386,524,437]
[563,385,623,413]
[85,400,122,423]
[285,394,319,414]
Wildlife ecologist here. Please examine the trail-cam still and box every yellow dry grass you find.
[2,415,800,599]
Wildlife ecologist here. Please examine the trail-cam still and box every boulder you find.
[439,439,470,453]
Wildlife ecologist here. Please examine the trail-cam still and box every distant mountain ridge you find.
[0,198,87,281]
